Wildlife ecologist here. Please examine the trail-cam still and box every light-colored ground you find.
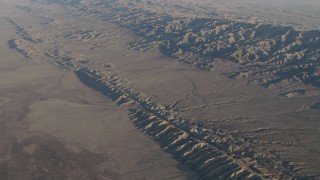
[0,2,197,179]
[130,0,320,30]
[1,0,320,179]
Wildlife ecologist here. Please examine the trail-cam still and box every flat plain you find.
[0,0,320,179]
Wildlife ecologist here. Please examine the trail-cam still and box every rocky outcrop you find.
[8,38,37,58]
[5,17,41,44]
[113,12,320,89]
[71,66,298,179]
[5,34,309,177]
[5,17,42,58]
[36,0,320,89]
[61,26,120,41]
[10,1,318,178]
[311,102,320,110]
[129,109,260,180]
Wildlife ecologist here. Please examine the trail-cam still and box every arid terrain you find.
[0,0,320,179]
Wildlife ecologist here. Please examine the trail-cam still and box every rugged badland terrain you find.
[1,0,320,179]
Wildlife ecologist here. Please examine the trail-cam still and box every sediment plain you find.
[0,2,197,180]
[1,0,320,179]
